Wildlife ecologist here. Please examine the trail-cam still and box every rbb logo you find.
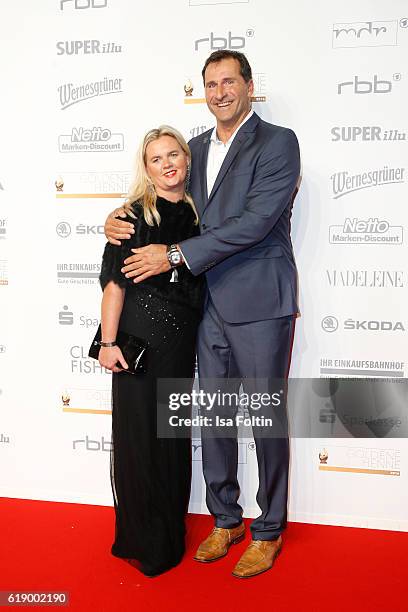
[72,435,111,451]
[60,0,107,10]
[337,75,394,94]
[195,31,245,51]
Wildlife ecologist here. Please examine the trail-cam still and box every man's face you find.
[204,58,253,128]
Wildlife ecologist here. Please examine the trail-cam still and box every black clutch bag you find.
[89,325,148,375]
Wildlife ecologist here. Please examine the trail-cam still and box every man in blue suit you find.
[105,50,300,577]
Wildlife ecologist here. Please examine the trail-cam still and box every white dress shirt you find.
[179,110,254,270]
[206,109,254,196]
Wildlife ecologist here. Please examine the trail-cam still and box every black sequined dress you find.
[99,197,204,576]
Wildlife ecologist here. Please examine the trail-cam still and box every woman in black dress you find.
[97,126,204,577]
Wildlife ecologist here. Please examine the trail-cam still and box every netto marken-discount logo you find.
[329,218,403,245]
[58,77,123,110]
[330,166,405,198]
[58,127,124,153]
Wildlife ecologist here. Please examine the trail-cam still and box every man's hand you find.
[121,244,170,283]
[104,207,135,245]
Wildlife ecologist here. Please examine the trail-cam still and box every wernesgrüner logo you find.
[58,77,123,110]
[58,126,124,153]
[331,167,405,198]
[329,218,403,245]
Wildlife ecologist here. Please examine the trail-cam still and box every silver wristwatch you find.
[166,244,182,268]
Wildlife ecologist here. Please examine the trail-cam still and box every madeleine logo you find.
[58,77,123,110]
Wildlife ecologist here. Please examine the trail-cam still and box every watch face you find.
[170,251,182,265]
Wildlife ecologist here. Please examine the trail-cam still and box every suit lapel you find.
[203,112,260,213]
[207,131,247,205]
[196,134,211,215]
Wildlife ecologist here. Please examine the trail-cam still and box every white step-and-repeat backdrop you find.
[1,0,407,531]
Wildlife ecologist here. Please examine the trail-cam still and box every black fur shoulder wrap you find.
[99,197,204,313]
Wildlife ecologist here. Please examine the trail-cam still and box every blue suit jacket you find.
[180,112,300,323]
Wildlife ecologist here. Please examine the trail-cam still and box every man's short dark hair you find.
[201,50,253,84]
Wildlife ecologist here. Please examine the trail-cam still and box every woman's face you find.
[145,135,188,198]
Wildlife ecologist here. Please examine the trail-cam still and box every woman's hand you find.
[98,346,128,373]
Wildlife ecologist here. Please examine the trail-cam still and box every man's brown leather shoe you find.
[194,523,245,562]
[232,536,282,578]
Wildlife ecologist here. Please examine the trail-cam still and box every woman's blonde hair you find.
[124,125,198,226]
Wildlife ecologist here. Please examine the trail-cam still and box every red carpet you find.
[1,498,406,611]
